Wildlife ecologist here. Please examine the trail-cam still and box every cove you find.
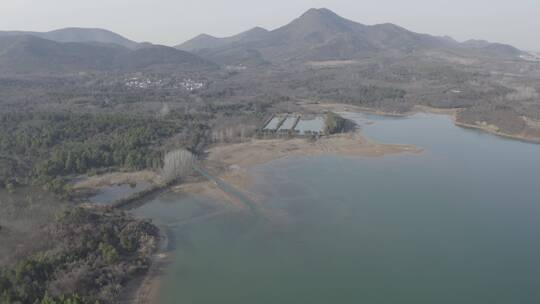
[135,113,540,304]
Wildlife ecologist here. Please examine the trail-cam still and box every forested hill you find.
[0,27,140,49]
[0,35,217,74]
[177,8,526,65]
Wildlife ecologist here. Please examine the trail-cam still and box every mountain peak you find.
[176,7,525,64]
[194,33,218,40]
[177,27,269,51]
[248,26,268,33]
[244,26,268,35]
[274,7,360,42]
[301,8,337,18]
[297,8,347,24]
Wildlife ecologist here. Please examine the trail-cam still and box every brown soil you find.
[177,130,421,210]
[73,170,163,190]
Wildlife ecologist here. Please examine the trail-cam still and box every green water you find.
[135,113,540,304]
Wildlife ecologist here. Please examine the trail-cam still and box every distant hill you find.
[0,27,139,49]
[0,35,217,74]
[462,39,524,58]
[177,27,269,52]
[176,8,525,65]
[123,44,217,70]
[177,27,271,66]
[0,10,526,72]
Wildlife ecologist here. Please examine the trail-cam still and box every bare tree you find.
[161,149,195,182]
[211,123,256,143]
[158,103,170,118]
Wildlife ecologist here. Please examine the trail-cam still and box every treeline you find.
[0,112,210,194]
[0,206,159,304]
[324,112,347,134]
[317,85,406,105]
[299,80,406,105]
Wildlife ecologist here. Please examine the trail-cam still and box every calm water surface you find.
[89,182,151,204]
[135,113,540,304]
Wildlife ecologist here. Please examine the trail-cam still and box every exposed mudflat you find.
[176,131,421,209]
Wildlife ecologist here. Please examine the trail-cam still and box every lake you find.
[135,113,540,304]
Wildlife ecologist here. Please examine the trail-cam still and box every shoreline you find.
[89,119,424,304]
[174,130,422,211]
[86,103,538,303]
[304,102,540,144]
[453,120,540,144]
[119,224,171,304]
[299,102,459,117]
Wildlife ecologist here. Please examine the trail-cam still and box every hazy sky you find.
[1,0,538,50]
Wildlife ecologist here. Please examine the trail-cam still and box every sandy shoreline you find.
[175,130,422,211]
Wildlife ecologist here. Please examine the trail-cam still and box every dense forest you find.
[0,206,159,304]
[0,112,210,195]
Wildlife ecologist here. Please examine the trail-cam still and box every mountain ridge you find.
[0,8,527,72]
[176,8,525,65]
[0,35,217,74]
[0,27,140,49]
[177,27,269,52]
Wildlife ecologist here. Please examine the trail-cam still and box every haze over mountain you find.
[0,35,216,74]
[0,27,140,50]
[0,8,528,74]
[177,8,525,65]
[179,27,269,52]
